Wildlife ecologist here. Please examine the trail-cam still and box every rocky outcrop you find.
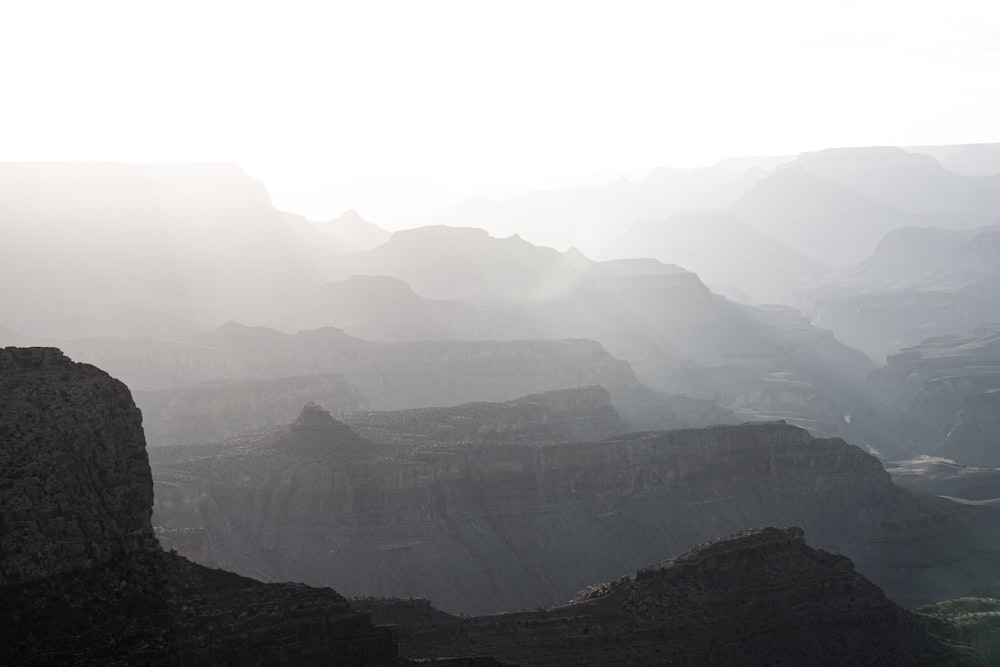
[356,527,967,666]
[0,348,397,665]
[135,372,368,446]
[1,550,399,666]
[152,413,1000,614]
[0,347,159,584]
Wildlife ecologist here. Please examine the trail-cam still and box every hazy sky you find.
[2,0,998,224]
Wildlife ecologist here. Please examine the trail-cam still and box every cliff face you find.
[871,326,1000,463]
[0,347,159,584]
[357,527,967,666]
[0,348,397,665]
[152,411,1000,614]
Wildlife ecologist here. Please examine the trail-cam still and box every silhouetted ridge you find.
[637,525,808,581]
[358,526,967,665]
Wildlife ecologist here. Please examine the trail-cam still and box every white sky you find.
[2,0,999,225]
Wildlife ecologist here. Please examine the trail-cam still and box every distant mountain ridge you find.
[796,226,1000,361]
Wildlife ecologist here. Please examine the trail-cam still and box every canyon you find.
[5,144,1000,663]
[152,401,1000,615]
[1,346,976,664]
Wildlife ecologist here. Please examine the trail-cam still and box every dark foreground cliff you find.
[0,347,159,584]
[357,527,971,666]
[0,347,397,665]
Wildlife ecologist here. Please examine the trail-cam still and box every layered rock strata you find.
[871,326,1000,464]
[343,386,623,444]
[152,408,1000,614]
[60,324,732,433]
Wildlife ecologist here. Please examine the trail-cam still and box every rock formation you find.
[871,326,1000,463]
[314,208,391,251]
[0,157,892,451]
[606,210,830,304]
[0,347,397,665]
[152,409,1000,614]
[356,527,968,666]
[322,225,892,449]
[0,346,981,664]
[800,227,1000,362]
[61,324,731,435]
[734,146,999,269]
[135,372,368,446]
[343,386,624,445]
[920,597,1000,663]
[0,347,159,584]
[319,274,546,342]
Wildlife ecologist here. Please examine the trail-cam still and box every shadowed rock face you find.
[356,527,967,666]
[871,326,1000,464]
[152,411,1000,614]
[0,348,397,665]
[0,347,159,585]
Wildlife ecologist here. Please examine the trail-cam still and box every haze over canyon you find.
[4,141,1000,664]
